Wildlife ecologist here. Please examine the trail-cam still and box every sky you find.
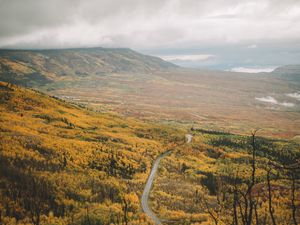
[0,0,300,71]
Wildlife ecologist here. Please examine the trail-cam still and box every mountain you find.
[0,47,178,87]
[271,64,300,82]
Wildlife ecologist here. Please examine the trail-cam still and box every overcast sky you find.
[1,0,300,70]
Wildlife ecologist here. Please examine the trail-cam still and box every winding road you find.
[185,134,193,144]
[141,134,193,224]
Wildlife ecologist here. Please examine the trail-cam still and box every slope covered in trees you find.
[0,82,299,224]
[150,130,300,224]
[0,81,183,224]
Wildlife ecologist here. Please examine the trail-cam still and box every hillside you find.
[0,81,184,224]
[0,82,299,224]
[271,64,300,83]
[0,48,178,87]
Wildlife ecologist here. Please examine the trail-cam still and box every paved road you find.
[185,134,193,143]
[141,134,193,224]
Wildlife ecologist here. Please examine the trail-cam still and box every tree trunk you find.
[254,201,259,225]
[291,174,298,225]
[246,131,258,225]
[233,190,239,225]
[267,169,276,225]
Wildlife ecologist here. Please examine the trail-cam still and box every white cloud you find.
[231,67,276,73]
[159,54,215,62]
[255,96,278,104]
[280,102,295,107]
[255,96,295,107]
[0,0,300,49]
[247,44,257,49]
[286,92,300,101]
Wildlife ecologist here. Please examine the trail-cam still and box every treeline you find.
[191,127,231,135]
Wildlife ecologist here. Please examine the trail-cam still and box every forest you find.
[0,81,299,224]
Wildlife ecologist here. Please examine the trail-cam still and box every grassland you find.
[44,70,300,139]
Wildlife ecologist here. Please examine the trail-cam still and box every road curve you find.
[185,134,193,143]
[141,134,193,224]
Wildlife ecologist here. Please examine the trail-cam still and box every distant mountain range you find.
[0,47,299,88]
[0,47,178,87]
[271,64,300,82]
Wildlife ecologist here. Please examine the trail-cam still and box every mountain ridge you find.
[271,64,300,82]
[0,47,178,87]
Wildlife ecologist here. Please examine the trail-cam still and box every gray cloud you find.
[0,0,300,49]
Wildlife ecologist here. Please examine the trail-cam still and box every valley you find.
[44,69,300,139]
[0,48,299,139]
[0,47,299,224]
